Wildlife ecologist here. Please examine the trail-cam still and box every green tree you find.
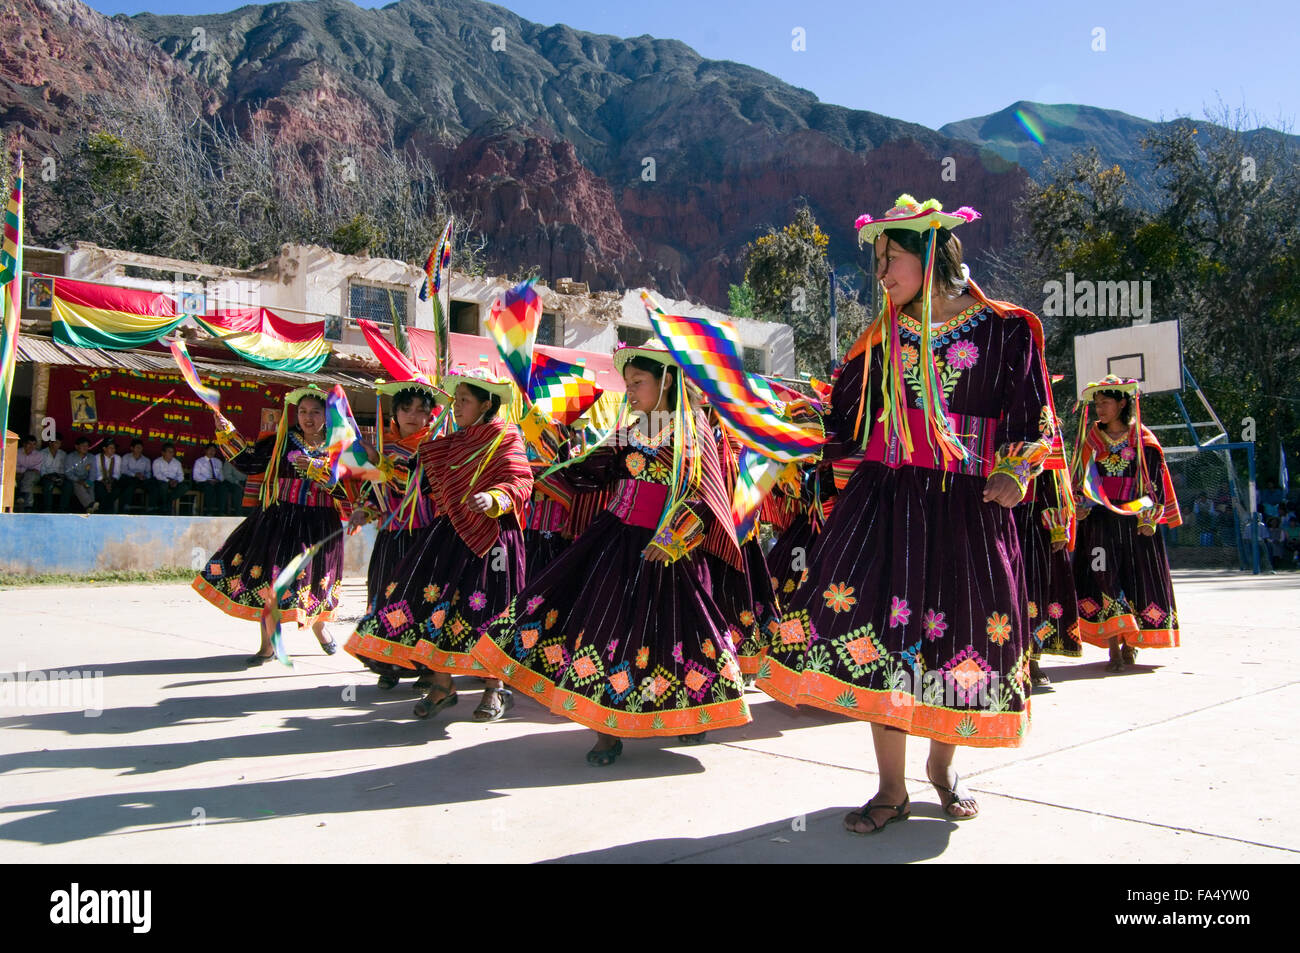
[743,205,834,374]
[727,281,755,318]
[990,113,1300,477]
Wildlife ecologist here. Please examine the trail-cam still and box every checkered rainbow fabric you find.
[527,350,603,426]
[641,293,824,463]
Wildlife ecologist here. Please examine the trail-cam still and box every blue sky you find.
[85,0,1297,132]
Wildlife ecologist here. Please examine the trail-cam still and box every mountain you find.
[4,0,1291,307]
[940,101,1300,200]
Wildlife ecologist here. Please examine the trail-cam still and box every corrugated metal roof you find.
[16,336,379,388]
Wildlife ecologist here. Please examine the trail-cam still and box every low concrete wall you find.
[0,514,376,576]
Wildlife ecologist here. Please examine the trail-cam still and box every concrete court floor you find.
[0,569,1295,863]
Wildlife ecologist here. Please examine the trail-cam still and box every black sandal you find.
[245,650,275,666]
[845,794,911,834]
[586,739,623,767]
[928,769,979,820]
[677,732,708,745]
[413,688,458,719]
[377,674,400,690]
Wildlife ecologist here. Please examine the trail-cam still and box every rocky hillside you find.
[7,0,1290,306]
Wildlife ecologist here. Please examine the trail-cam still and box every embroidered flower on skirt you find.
[922,608,948,640]
[889,595,911,628]
[986,611,1011,645]
[823,582,857,613]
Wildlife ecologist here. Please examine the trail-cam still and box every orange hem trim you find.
[737,653,765,676]
[1078,616,1179,648]
[409,639,486,675]
[756,659,1029,748]
[472,635,752,738]
[344,631,419,670]
[191,575,336,627]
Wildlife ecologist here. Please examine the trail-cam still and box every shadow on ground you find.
[547,802,960,863]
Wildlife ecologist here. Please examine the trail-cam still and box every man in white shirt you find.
[149,442,189,514]
[191,442,230,516]
[119,439,152,512]
[37,435,67,512]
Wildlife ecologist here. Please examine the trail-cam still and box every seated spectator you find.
[93,437,124,514]
[37,435,67,512]
[15,435,42,512]
[149,442,189,514]
[118,439,153,511]
[191,442,233,516]
[64,435,98,513]
[222,457,248,515]
[1266,518,1289,563]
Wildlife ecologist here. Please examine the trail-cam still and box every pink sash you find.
[864,406,998,477]
[608,479,669,529]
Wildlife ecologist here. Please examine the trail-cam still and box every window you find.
[743,346,765,374]
[349,282,408,326]
[617,325,653,347]
[537,312,561,346]
[450,300,479,335]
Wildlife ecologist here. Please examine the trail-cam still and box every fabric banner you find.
[48,365,288,459]
[194,307,330,373]
[358,318,436,384]
[52,277,185,350]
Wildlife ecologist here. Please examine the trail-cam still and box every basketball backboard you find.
[1072,320,1183,399]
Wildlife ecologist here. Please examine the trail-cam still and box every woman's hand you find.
[982,473,1024,508]
[360,438,379,465]
[1051,539,1068,552]
[467,492,494,513]
[1138,524,1156,537]
[643,545,671,563]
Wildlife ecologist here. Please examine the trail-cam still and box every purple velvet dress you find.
[1073,433,1180,649]
[757,304,1053,748]
[472,417,751,738]
[1014,474,1082,658]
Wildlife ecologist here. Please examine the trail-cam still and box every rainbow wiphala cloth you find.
[527,350,603,426]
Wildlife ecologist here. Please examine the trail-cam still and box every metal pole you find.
[828,265,838,367]
[1248,443,1260,574]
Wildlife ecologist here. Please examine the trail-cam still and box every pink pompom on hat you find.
[855,194,981,245]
